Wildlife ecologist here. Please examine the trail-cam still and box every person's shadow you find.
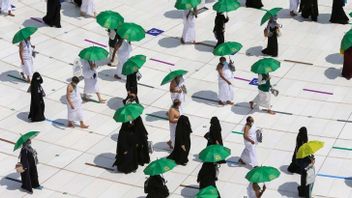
[246,46,263,56]
[191,90,219,106]
[0,173,23,191]
[158,37,181,48]
[93,152,117,173]
[278,182,299,197]
[326,53,343,65]
[324,67,341,80]
[61,1,81,18]
[22,18,46,28]
[0,70,27,84]
[163,10,183,19]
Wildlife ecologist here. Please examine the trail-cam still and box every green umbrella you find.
[117,23,145,42]
[160,69,188,85]
[196,186,219,198]
[213,0,240,13]
[199,145,231,162]
[250,58,280,74]
[175,0,201,10]
[14,131,40,151]
[349,12,352,18]
[340,29,352,54]
[143,158,176,176]
[260,7,282,26]
[245,166,280,183]
[113,103,144,123]
[96,10,124,29]
[122,54,146,75]
[12,27,38,44]
[79,46,109,61]
[213,41,243,56]
[296,140,324,159]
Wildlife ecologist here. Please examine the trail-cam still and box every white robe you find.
[169,122,176,147]
[67,86,84,121]
[240,124,258,167]
[182,10,196,43]
[252,74,271,109]
[289,0,300,12]
[82,60,99,94]
[116,40,132,78]
[20,40,34,77]
[218,62,234,102]
[247,183,257,198]
[1,0,11,12]
[81,0,96,16]
[170,77,186,114]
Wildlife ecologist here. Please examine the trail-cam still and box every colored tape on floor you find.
[146,113,168,120]
[270,110,293,115]
[0,137,15,144]
[303,88,333,95]
[84,39,107,48]
[192,95,218,103]
[180,184,199,189]
[284,59,313,65]
[46,119,65,126]
[232,131,243,135]
[138,83,154,88]
[336,119,352,123]
[7,74,27,82]
[149,58,175,66]
[5,177,21,183]
[85,162,115,171]
[317,173,352,180]
[30,17,43,24]
[332,146,352,151]
[234,76,251,82]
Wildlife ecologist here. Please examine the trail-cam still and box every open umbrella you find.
[143,158,176,176]
[12,27,38,44]
[340,29,352,54]
[260,7,282,25]
[14,131,40,151]
[250,58,280,74]
[213,41,243,56]
[160,69,188,85]
[213,0,240,13]
[175,0,201,10]
[122,54,146,75]
[296,140,324,159]
[117,23,145,42]
[113,103,144,123]
[196,185,219,198]
[245,166,280,183]
[199,144,231,162]
[349,12,352,18]
[96,10,124,29]
[79,46,109,61]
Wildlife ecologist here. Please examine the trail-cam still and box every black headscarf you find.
[208,117,223,145]
[31,72,43,90]
[176,115,192,135]
[28,72,45,122]
[296,127,308,149]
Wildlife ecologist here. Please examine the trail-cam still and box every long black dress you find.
[205,117,223,146]
[330,0,349,24]
[124,72,139,104]
[197,162,221,197]
[133,116,150,166]
[288,127,308,174]
[297,156,314,197]
[301,0,319,21]
[342,47,352,79]
[167,115,192,165]
[28,72,45,122]
[20,145,40,193]
[246,0,263,9]
[43,0,61,28]
[145,175,169,198]
[262,26,278,57]
[213,13,229,48]
[113,122,138,174]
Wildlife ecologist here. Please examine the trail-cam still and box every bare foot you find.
[267,110,276,115]
[249,101,254,109]
[80,124,89,128]
[218,101,225,105]
[8,12,15,17]
[99,99,106,104]
[226,101,234,105]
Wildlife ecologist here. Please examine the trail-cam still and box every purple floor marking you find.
[84,39,107,48]
[30,17,43,24]
[234,76,251,82]
[150,58,175,66]
[303,88,333,95]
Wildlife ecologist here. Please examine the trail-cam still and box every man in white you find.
[289,0,300,16]
[217,57,234,105]
[66,76,88,128]
[81,60,106,103]
[80,0,96,17]
[249,73,275,115]
[239,116,258,167]
[111,39,132,80]
[19,37,34,83]
[169,75,186,114]
[0,0,14,16]
[181,8,197,44]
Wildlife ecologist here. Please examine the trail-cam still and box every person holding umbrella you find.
[28,72,46,122]
[169,75,186,114]
[340,29,352,79]
[197,162,220,197]
[213,12,229,48]
[288,127,308,174]
[107,29,120,66]
[175,0,200,44]
[0,0,15,16]
[245,166,280,198]
[262,15,281,57]
[217,56,234,105]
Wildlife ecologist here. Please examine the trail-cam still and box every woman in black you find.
[43,0,61,28]
[213,13,229,48]
[123,72,139,104]
[330,0,349,24]
[113,122,138,174]
[20,139,40,193]
[205,117,223,146]
[197,162,220,197]
[28,72,45,122]
[262,16,280,57]
[288,127,308,174]
[167,115,192,165]
[300,0,319,21]
[246,0,263,9]
[145,175,169,198]
[297,155,315,198]
[133,116,150,166]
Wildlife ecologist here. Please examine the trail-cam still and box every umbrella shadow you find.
[194,40,216,52]
[145,110,168,122]
[22,18,46,28]
[345,177,352,187]
[98,68,119,82]
[93,152,117,173]
[231,102,251,115]
[111,133,118,142]
[152,141,172,153]
[107,97,124,110]
[279,165,292,175]
[158,37,181,48]
[325,53,343,65]
[180,185,199,197]
[164,10,183,19]
[50,118,67,130]
[61,2,81,18]
[0,70,27,84]
[226,156,243,168]
[324,67,341,80]
[278,182,299,197]
[191,90,219,107]
[246,46,263,56]
[0,172,24,191]
[16,112,30,123]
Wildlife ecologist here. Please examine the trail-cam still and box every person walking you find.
[28,72,45,122]
[133,116,150,166]
[249,73,275,115]
[144,175,169,198]
[19,139,40,193]
[80,0,96,17]
[112,39,132,80]
[330,0,349,24]
[213,12,229,48]
[169,75,186,114]
[19,37,34,83]
[181,8,197,44]
[0,0,15,16]
[107,29,120,66]
[124,71,140,104]
[288,127,308,174]
[289,0,300,16]
[297,156,316,198]
[247,182,266,198]
[167,99,181,149]
[342,46,352,80]
[262,16,280,57]
[239,116,258,167]
[300,0,319,21]
[217,57,234,105]
[197,162,220,197]
[42,0,61,28]
[82,60,106,103]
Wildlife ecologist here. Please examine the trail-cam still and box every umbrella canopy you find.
[199,144,231,162]
[96,10,124,29]
[296,140,324,159]
[245,166,280,183]
[14,131,40,151]
[260,7,282,25]
[213,0,240,13]
[196,185,219,198]
[79,46,109,61]
[12,27,38,44]
[117,23,145,42]
[143,158,176,176]
[175,0,201,10]
[113,103,144,123]
[349,12,352,18]
[160,69,188,85]
[250,58,280,74]
[122,54,146,75]
[213,41,243,56]
[340,29,352,54]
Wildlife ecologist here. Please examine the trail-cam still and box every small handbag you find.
[270,88,279,97]
[256,129,263,143]
[148,141,153,154]
[264,28,269,37]
[15,162,25,173]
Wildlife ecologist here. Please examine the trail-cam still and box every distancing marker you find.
[7,74,27,82]
[30,17,43,24]
[332,146,352,151]
[191,95,219,103]
[303,88,333,95]
[146,113,168,120]
[84,39,107,48]
[232,131,243,135]
[180,184,199,189]
[5,177,21,183]
[266,110,293,115]
[234,76,251,82]
[85,162,115,171]
[284,59,313,65]
[195,42,215,48]
[149,58,175,66]
[0,137,15,144]
[317,173,352,180]
[337,119,352,123]
[46,119,65,126]
[138,83,154,88]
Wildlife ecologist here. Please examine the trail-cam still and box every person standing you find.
[330,0,349,24]
[300,0,319,21]
[297,156,316,198]
[213,12,229,48]
[167,115,192,165]
[43,0,61,28]
[133,116,150,166]
[167,99,181,149]
[0,0,15,16]
[112,39,132,80]
[239,116,258,167]
[107,29,120,66]
[246,0,263,9]
[19,139,40,193]
[170,75,186,114]
[204,117,223,146]
[28,72,45,122]
[288,127,308,174]
[181,8,197,44]
[289,0,300,16]
[82,60,106,103]
[342,46,352,80]
[144,175,169,198]
[247,182,266,198]
[262,16,280,57]
[249,73,275,115]
[19,37,34,83]
[197,162,220,197]
[124,71,140,104]
[217,57,234,105]
[80,0,96,17]
[66,76,89,128]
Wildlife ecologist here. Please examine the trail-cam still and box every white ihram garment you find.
[252,74,271,109]
[67,86,83,121]
[116,40,132,78]
[82,60,99,94]
[21,40,34,77]
[289,0,300,12]
[170,77,186,114]
[169,122,176,147]
[240,124,258,167]
[1,0,11,12]
[182,10,196,43]
[218,62,234,102]
[80,0,96,16]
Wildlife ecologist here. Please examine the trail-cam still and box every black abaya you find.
[262,26,278,57]
[246,0,263,9]
[145,175,169,198]
[330,0,349,24]
[133,116,150,166]
[301,0,319,21]
[167,115,192,165]
[297,156,314,197]
[213,14,229,48]
[20,148,40,193]
[43,0,61,28]
[197,162,221,197]
[28,72,45,122]
[206,117,223,146]
[342,47,352,79]
[288,127,308,174]
[124,72,140,104]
